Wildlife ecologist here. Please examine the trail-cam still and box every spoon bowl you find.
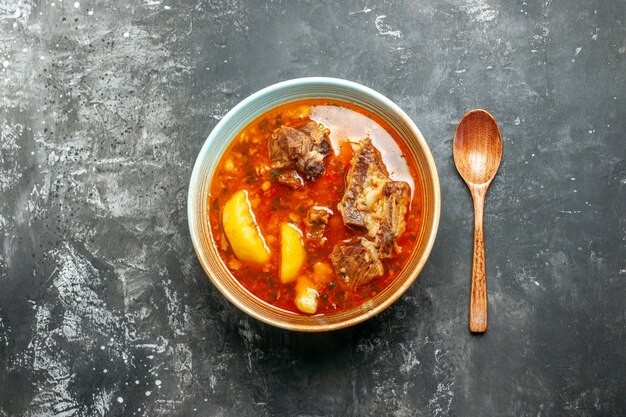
[453,109,502,333]
[453,109,502,186]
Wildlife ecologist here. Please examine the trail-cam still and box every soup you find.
[208,99,423,315]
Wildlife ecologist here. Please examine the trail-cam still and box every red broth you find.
[208,99,423,315]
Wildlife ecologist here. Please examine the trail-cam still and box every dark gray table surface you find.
[1,0,624,416]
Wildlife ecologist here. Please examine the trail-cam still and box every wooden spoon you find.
[453,109,503,333]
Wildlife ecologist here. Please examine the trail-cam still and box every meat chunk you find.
[271,169,304,189]
[305,206,332,247]
[337,138,411,270]
[375,181,411,258]
[268,121,332,180]
[337,138,389,230]
[268,126,306,165]
[382,181,410,239]
[330,238,384,288]
[337,138,410,240]
[300,121,332,160]
[299,151,326,179]
[374,220,395,259]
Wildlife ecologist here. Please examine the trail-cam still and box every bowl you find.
[188,77,440,332]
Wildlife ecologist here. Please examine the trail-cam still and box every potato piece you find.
[279,223,306,283]
[222,190,270,264]
[295,276,319,314]
[313,262,333,284]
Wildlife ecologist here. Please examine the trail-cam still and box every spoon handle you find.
[470,184,488,333]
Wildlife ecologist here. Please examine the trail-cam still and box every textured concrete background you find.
[0,0,625,416]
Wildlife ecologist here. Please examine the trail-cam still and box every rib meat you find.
[375,181,411,257]
[337,138,389,230]
[268,121,332,180]
[382,181,410,238]
[332,138,411,285]
[330,238,384,288]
